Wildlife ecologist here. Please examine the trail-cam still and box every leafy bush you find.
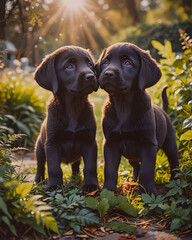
[142,167,192,232]
[0,134,59,238]
[113,20,192,60]
[44,187,100,233]
[85,189,137,218]
[85,189,137,234]
[151,29,192,164]
[142,30,192,233]
[0,69,50,148]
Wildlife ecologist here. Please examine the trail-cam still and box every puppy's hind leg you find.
[162,118,179,179]
[35,137,46,183]
[71,159,81,176]
[129,159,140,181]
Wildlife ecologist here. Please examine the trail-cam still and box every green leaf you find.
[96,198,109,218]
[15,182,33,198]
[69,222,81,233]
[116,203,138,217]
[28,195,43,203]
[165,180,176,188]
[104,221,136,234]
[182,117,192,129]
[151,40,165,56]
[114,195,128,205]
[100,189,115,200]
[15,120,30,135]
[173,59,184,70]
[1,216,17,236]
[44,216,59,234]
[76,209,100,226]
[180,130,192,141]
[165,188,179,197]
[170,218,181,232]
[141,193,152,203]
[31,222,46,235]
[100,189,116,207]
[154,195,165,204]
[84,197,99,210]
[165,40,175,60]
[0,197,12,219]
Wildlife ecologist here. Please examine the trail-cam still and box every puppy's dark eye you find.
[65,64,73,69]
[123,60,132,66]
[103,59,109,65]
[88,62,93,67]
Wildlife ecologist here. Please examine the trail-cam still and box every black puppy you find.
[34,46,99,192]
[96,42,179,194]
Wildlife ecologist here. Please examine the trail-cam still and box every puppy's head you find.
[96,43,161,94]
[34,46,98,96]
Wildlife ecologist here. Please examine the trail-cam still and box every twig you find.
[21,226,32,237]
[82,229,97,239]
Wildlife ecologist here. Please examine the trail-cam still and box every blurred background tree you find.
[1,0,192,65]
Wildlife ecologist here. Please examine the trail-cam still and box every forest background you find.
[1,0,192,65]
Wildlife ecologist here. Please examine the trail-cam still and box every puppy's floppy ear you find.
[138,50,161,91]
[95,48,107,77]
[34,54,58,94]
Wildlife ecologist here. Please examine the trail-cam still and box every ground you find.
[11,151,192,240]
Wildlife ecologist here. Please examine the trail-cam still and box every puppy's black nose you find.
[85,73,95,81]
[104,70,115,78]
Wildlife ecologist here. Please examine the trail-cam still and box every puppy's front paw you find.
[35,174,44,183]
[83,184,100,193]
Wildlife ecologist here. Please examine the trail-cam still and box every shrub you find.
[44,187,100,233]
[0,69,50,148]
[151,29,192,164]
[112,20,192,60]
[142,30,192,233]
[0,134,59,237]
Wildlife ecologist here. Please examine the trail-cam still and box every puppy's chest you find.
[109,131,139,158]
[58,129,92,164]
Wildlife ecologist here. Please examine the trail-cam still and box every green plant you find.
[104,221,136,234]
[0,134,59,238]
[113,20,192,60]
[0,69,50,148]
[85,189,137,234]
[141,30,192,234]
[85,189,138,218]
[0,134,27,181]
[142,167,192,232]
[0,181,59,236]
[151,30,192,181]
[44,187,100,233]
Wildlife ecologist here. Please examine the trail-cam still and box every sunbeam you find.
[62,0,86,11]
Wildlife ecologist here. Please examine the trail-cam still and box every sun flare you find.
[62,0,86,11]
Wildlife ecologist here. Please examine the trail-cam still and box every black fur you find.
[96,43,179,194]
[34,46,99,192]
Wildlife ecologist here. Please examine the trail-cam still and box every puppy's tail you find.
[161,86,169,112]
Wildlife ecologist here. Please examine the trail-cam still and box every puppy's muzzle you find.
[104,69,116,79]
[84,72,95,81]
[81,72,98,91]
[99,69,118,89]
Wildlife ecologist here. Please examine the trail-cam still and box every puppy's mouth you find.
[101,82,129,94]
[70,84,98,96]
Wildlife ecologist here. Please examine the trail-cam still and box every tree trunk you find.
[124,0,139,26]
[0,0,6,40]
